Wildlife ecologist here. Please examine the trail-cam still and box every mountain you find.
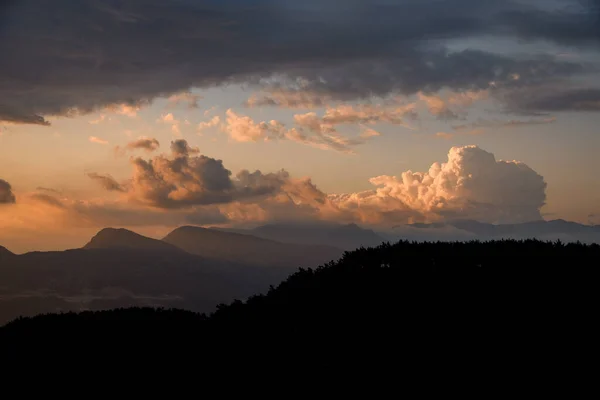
[0,246,14,257]
[2,240,596,370]
[219,222,386,250]
[400,219,600,243]
[162,226,343,268]
[83,227,180,251]
[0,228,318,325]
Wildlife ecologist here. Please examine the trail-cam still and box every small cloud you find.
[436,132,454,140]
[107,104,141,117]
[168,92,202,109]
[87,173,125,192]
[157,113,182,136]
[197,116,221,135]
[204,106,218,117]
[89,136,109,145]
[115,137,160,156]
[89,115,106,124]
[158,113,176,123]
[360,127,381,139]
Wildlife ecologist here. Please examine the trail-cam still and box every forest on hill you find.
[2,239,597,365]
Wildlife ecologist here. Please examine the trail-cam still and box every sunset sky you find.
[1,0,600,252]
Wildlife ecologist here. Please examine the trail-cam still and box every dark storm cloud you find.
[0,0,597,125]
[506,88,600,112]
[0,179,16,204]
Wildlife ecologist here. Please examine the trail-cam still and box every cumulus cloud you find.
[197,116,221,135]
[115,137,160,155]
[225,110,287,143]
[89,136,109,145]
[87,173,125,192]
[330,146,547,224]
[225,103,414,153]
[0,0,592,125]
[115,140,288,209]
[0,179,16,204]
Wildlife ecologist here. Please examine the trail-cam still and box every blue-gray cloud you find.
[0,0,597,125]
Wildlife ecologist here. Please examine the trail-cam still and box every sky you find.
[1,0,600,252]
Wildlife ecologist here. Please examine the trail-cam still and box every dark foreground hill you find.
[2,239,597,369]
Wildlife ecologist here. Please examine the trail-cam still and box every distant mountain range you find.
[1,219,599,325]
[0,226,343,325]
[391,219,600,243]
[216,222,386,250]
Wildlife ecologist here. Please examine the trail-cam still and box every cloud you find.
[436,129,485,139]
[106,103,141,117]
[168,92,202,109]
[360,127,381,139]
[29,193,65,209]
[320,103,417,126]
[225,103,414,153]
[418,90,489,119]
[197,116,221,135]
[330,146,547,224]
[36,187,61,194]
[505,88,600,113]
[452,117,557,131]
[0,0,592,125]
[158,113,175,123]
[89,136,109,145]
[418,93,460,119]
[224,110,287,143]
[157,113,181,136]
[436,132,455,140]
[87,173,125,192]
[116,140,287,209]
[245,91,332,109]
[170,139,199,157]
[0,179,16,204]
[115,137,160,155]
[89,115,107,124]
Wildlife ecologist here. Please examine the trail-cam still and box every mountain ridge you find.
[163,225,343,268]
[83,228,182,252]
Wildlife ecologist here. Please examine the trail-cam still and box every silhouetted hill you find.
[83,228,181,251]
[2,240,596,368]
[163,226,343,267]
[0,245,14,258]
[221,222,386,250]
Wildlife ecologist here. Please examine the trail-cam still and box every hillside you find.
[2,239,596,365]
[163,226,343,267]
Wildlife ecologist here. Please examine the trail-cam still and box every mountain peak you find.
[0,245,14,257]
[83,228,180,251]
